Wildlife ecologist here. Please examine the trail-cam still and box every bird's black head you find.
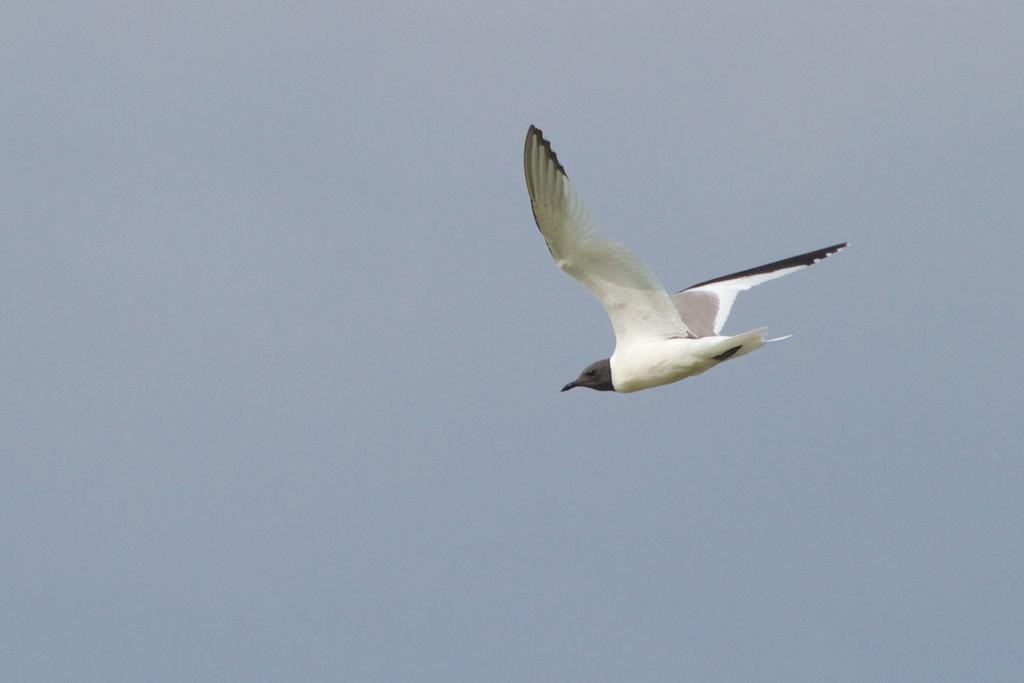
[562,358,614,392]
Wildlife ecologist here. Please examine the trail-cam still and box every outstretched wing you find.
[524,126,689,345]
[671,243,848,337]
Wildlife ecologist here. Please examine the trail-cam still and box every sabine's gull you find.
[524,125,847,393]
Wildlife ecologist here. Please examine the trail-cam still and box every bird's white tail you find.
[706,327,773,362]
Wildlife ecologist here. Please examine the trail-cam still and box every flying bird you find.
[523,125,847,393]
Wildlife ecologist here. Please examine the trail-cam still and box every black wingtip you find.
[712,345,742,361]
[525,125,567,178]
[683,242,849,291]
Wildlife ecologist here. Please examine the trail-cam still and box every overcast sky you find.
[3,2,1023,681]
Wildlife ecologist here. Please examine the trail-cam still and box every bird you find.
[523,125,847,393]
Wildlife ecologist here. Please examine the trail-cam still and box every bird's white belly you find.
[610,338,722,393]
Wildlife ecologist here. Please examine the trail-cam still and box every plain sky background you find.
[3,2,1023,681]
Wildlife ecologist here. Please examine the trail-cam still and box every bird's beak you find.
[561,381,577,392]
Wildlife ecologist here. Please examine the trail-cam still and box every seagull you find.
[523,125,847,393]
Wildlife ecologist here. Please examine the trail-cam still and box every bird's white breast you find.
[610,337,724,393]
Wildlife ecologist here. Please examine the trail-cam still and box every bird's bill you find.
[561,381,577,392]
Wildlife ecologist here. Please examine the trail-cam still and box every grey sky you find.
[3,2,1023,681]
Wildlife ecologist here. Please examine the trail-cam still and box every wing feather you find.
[672,243,848,335]
[524,126,689,345]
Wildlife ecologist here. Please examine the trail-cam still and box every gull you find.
[523,125,847,393]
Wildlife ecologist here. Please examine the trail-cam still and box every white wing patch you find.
[524,126,689,346]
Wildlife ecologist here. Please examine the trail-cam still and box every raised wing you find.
[524,126,689,345]
[672,243,848,336]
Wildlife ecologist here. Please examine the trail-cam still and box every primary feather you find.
[523,126,690,346]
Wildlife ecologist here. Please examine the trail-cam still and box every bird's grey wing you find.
[524,126,689,345]
[672,243,848,336]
